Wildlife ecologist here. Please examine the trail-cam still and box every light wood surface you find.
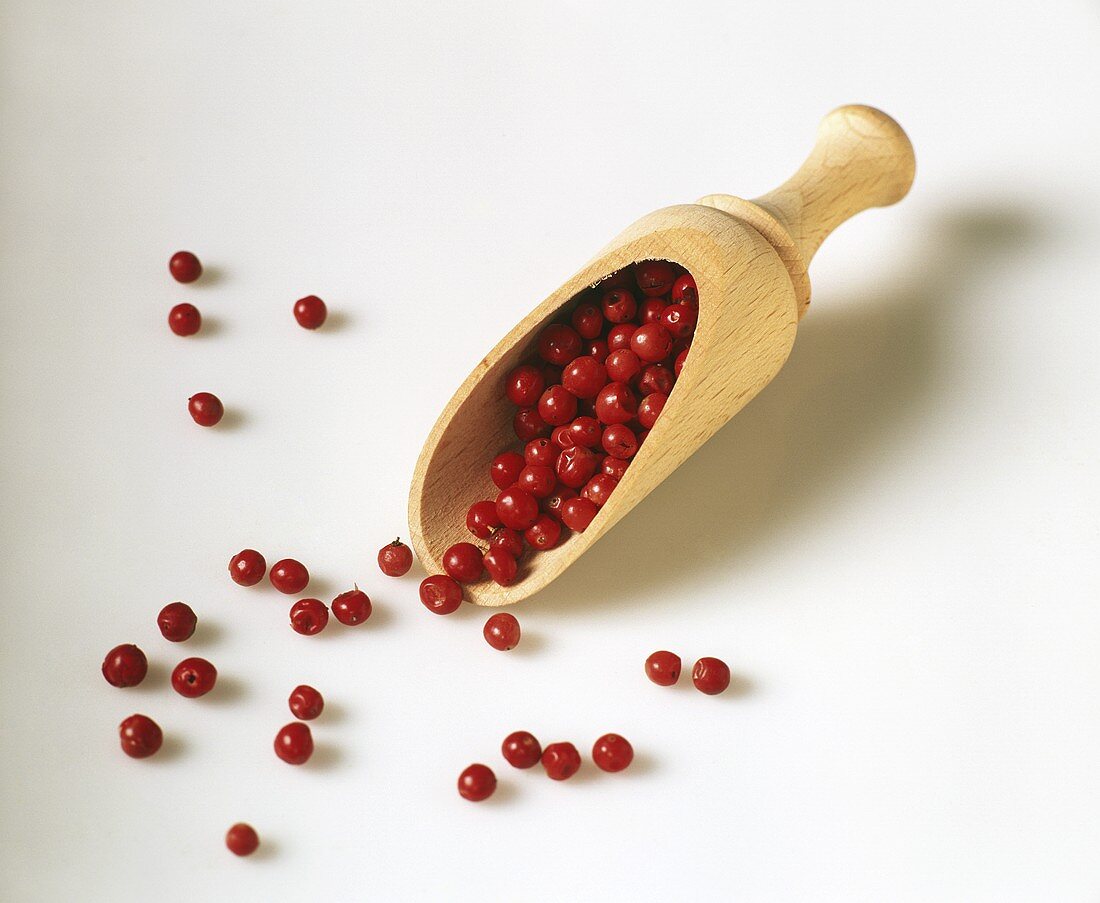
[409,105,915,606]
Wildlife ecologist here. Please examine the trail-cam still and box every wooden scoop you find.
[409,105,915,606]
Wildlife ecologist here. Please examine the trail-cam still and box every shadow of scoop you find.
[533,203,1040,617]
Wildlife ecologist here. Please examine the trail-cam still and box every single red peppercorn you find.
[595,382,638,425]
[270,558,309,594]
[102,644,148,688]
[157,602,197,642]
[571,302,604,339]
[484,612,521,650]
[561,496,599,532]
[661,302,698,339]
[537,324,583,366]
[168,251,202,283]
[229,549,267,586]
[537,384,578,426]
[671,272,698,305]
[555,444,599,489]
[645,650,681,686]
[171,657,217,697]
[483,547,518,586]
[501,731,542,769]
[168,302,201,336]
[488,527,525,558]
[289,598,329,635]
[288,684,324,720]
[524,438,555,468]
[467,500,503,539]
[582,473,618,508]
[419,574,463,614]
[331,588,371,625]
[602,423,638,460]
[378,537,413,576]
[491,451,526,490]
[187,392,224,427]
[513,407,550,442]
[640,297,668,324]
[561,355,608,399]
[586,338,609,360]
[293,295,327,329]
[692,657,731,695]
[637,392,667,429]
[552,424,576,449]
[119,714,162,758]
[496,486,540,531]
[637,364,675,396]
[505,364,546,407]
[443,542,485,583]
[541,487,576,522]
[592,733,634,772]
[458,763,497,802]
[600,269,634,290]
[541,742,581,780]
[607,323,637,352]
[524,513,561,550]
[635,260,678,296]
[602,456,629,481]
[567,416,602,448]
[274,722,313,764]
[605,348,642,384]
[630,323,674,363]
[517,464,556,499]
[601,288,637,323]
[226,823,259,857]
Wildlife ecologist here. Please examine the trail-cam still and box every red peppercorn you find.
[692,657,731,695]
[592,733,634,772]
[571,302,604,339]
[542,487,577,522]
[524,513,561,550]
[561,496,599,532]
[600,269,634,290]
[331,588,372,625]
[602,423,638,460]
[551,424,574,449]
[501,731,542,768]
[274,722,313,765]
[513,407,550,442]
[225,823,259,857]
[168,251,202,283]
[607,323,637,352]
[467,500,503,538]
[661,302,698,339]
[168,302,201,336]
[637,392,667,429]
[483,612,521,650]
[582,473,617,508]
[537,324,583,366]
[171,657,217,698]
[640,297,667,324]
[523,438,553,467]
[483,547,518,586]
[518,464,556,499]
[540,742,581,780]
[443,542,484,583]
[119,714,162,758]
[561,355,608,399]
[555,444,599,489]
[289,684,324,720]
[157,602,197,642]
[419,574,463,614]
[601,288,637,324]
[637,364,675,396]
[270,558,309,594]
[377,537,413,576]
[671,272,698,305]
[595,382,637,425]
[630,323,674,363]
[458,763,497,802]
[488,527,525,558]
[491,451,526,490]
[293,295,327,329]
[602,456,629,481]
[674,346,689,376]
[605,348,642,384]
[290,598,329,636]
[645,650,681,685]
[187,392,224,427]
[505,364,545,407]
[635,260,677,296]
[229,549,266,586]
[102,644,148,688]
[537,384,578,426]
[586,338,609,360]
[566,416,602,448]
[496,487,540,531]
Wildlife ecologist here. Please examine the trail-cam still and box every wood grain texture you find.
[409,106,914,606]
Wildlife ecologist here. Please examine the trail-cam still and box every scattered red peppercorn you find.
[270,558,309,594]
[168,251,202,283]
[491,451,526,490]
[293,295,327,329]
[592,733,634,772]
[637,363,674,396]
[274,722,314,765]
[645,650,681,686]
[582,473,617,508]
[541,742,581,780]
[226,823,259,857]
[637,392,667,429]
[101,644,148,688]
[187,392,224,427]
[635,260,677,296]
[458,763,497,802]
[602,456,629,481]
[377,538,413,577]
[119,714,163,759]
[168,302,201,336]
[331,588,371,625]
[538,384,578,426]
[488,527,524,558]
[513,406,550,441]
[640,297,667,324]
[692,657,731,695]
[289,598,329,635]
[571,302,604,339]
[555,444,599,489]
[465,499,502,538]
[674,346,689,377]
[483,547,519,586]
[630,323,674,363]
[561,496,599,532]
[157,601,197,642]
[229,549,266,586]
[661,302,698,339]
[419,575,463,614]
[602,423,638,459]
[601,287,637,324]
[537,324,583,366]
[561,355,608,399]
[171,656,217,698]
[524,513,561,550]
[605,348,642,383]
[289,684,324,720]
[443,542,485,583]
[607,323,637,352]
[501,731,542,769]
[505,364,546,407]
[483,612,521,650]
[595,382,637,425]
[496,486,540,531]
[542,487,576,522]
[671,272,698,305]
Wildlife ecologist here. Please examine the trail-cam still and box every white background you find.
[2,2,1098,901]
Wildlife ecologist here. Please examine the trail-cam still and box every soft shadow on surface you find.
[531,204,1039,617]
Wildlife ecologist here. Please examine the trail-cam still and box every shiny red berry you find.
[274,722,313,764]
[331,588,371,625]
[226,823,259,857]
[592,733,634,772]
[537,384,578,426]
[171,657,217,697]
[188,392,224,427]
[595,382,637,425]
[501,731,542,768]
[561,356,608,399]
[229,549,266,586]
[513,407,550,442]
[378,538,413,577]
[289,684,324,720]
[607,323,637,352]
[168,250,202,283]
[637,393,667,429]
[692,657,731,695]
[517,464,556,499]
[270,558,309,594]
[483,612,521,650]
[483,547,518,586]
[443,542,485,583]
[582,473,617,508]
[293,295,327,329]
[671,272,698,305]
[601,424,638,460]
[458,764,496,801]
[102,644,147,687]
[524,513,561,550]
[635,260,677,296]
[496,487,540,531]
[602,456,629,481]
[601,288,637,323]
[541,742,581,780]
[561,497,599,532]
[290,598,328,635]
[467,500,503,539]
[567,416,602,448]
[570,302,604,339]
[555,444,599,489]
[645,650,681,686]
[637,364,674,396]
[419,574,463,614]
[157,602,197,642]
[537,324,583,366]
[661,302,698,339]
[168,302,201,336]
[119,714,162,758]
[491,451,526,489]
[524,438,556,467]
[488,527,524,558]
[505,364,545,407]
[630,323,673,363]
[605,348,642,383]
[542,487,577,522]
[586,338,609,359]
